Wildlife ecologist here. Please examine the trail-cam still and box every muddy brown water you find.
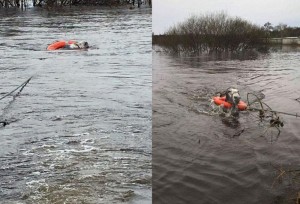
[0,6,151,204]
[153,47,300,204]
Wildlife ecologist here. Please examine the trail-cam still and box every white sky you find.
[153,0,300,34]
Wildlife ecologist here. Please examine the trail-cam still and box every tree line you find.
[263,22,300,38]
[0,0,151,8]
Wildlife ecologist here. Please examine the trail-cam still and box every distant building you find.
[282,37,299,45]
[269,38,282,44]
[269,37,300,45]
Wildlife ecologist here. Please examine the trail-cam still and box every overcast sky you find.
[153,0,300,34]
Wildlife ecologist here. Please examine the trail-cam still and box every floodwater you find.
[153,47,300,204]
[0,6,152,204]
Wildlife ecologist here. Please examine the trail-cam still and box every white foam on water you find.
[80,138,95,144]
[26,179,46,188]
[31,171,41,176]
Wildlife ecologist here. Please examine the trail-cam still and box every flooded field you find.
[0,6,152,204]
[153,47,300,203]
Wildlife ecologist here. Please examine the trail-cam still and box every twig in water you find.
[272,168,286,188]
[232,128,245,137]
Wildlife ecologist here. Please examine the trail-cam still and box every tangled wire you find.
[209,91,299,139]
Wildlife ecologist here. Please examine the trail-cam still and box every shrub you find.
[153,12,268,53]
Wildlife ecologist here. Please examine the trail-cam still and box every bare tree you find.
[274,23,287,38]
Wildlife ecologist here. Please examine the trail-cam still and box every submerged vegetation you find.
[0,0,151,8]
[153,12,269,53]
